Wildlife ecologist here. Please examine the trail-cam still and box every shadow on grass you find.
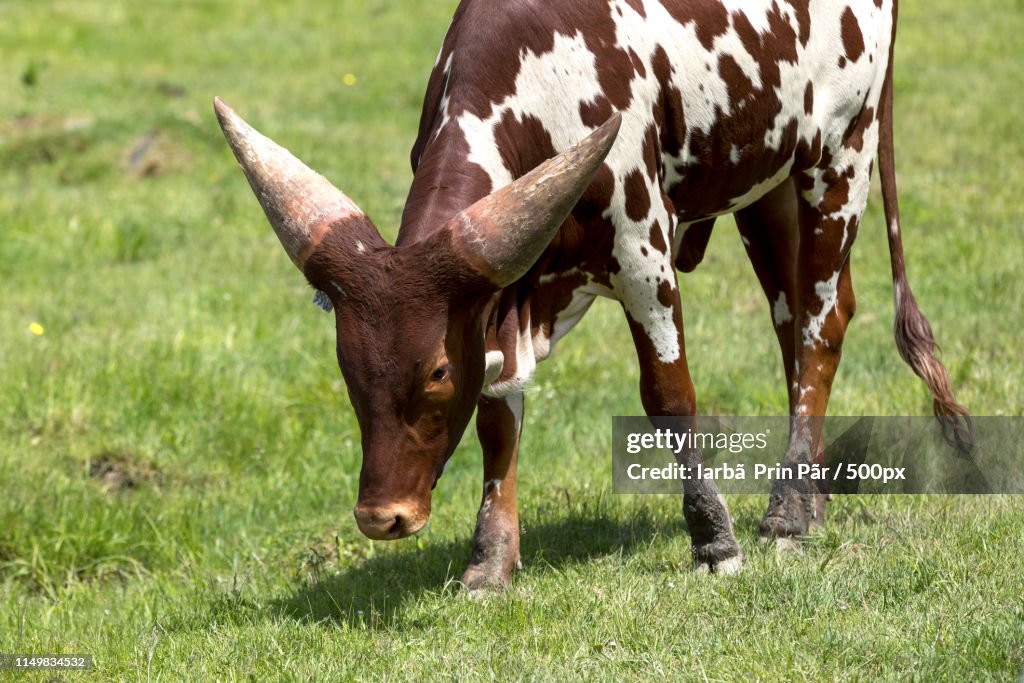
[271,502,689,628]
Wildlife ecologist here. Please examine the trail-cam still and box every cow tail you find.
[878,4,973,453]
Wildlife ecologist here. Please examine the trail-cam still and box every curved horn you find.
[214,97,368,270]
[445,113,621,287]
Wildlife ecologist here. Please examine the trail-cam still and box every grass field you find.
[2,0,1022,680]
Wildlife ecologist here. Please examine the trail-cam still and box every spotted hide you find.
[216,0,970,590]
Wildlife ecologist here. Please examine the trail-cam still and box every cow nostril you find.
[389,514,405,535]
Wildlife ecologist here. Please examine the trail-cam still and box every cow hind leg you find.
[734,179,800,412]
[759,148,873,542]
[620,276,743,574]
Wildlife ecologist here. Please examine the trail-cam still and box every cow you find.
[214,0,970,589]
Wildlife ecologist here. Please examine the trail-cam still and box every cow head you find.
[214,98,619,540]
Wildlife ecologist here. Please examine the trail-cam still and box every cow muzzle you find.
[353,501,428,540]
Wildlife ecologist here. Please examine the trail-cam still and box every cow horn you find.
[214,97,369,270]
[445,113,621,287]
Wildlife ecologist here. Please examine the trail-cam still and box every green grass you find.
[1,0,1022,680]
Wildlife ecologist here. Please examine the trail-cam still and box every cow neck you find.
[394,125,491,247]
[394,114,582,397]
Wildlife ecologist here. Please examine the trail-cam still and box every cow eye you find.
[431,365,450,383]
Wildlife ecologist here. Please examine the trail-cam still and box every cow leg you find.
[734,180,800,412]
[462,392,523,591]
[622,288,743,574]
[758,262,854,541]
[759,146,874,540]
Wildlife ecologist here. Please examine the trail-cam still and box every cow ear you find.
[214,97,382,271]
[443,114,621,288]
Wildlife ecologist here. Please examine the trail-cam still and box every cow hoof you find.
[465,585,499,600]
[692,539,744,575]
[758,490,827,541]
[760,536,801,553]
[460,564,513,594]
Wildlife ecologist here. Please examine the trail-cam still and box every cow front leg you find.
[622,294,743,574]
[462,392,523,591]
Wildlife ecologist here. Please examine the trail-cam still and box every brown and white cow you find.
[215,0,970,588]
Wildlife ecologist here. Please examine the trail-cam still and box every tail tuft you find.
[893,281,973,453]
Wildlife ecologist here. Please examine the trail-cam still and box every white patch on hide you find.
[802,270,841,347]
[483,350,504,386]
[773,292,793,327]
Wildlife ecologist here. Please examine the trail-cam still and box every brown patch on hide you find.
[656,279,676,307]
[624,169,651,221]
[664,2,730,51]
[649,220,668,254]
[841,7,865,62]
[580,95,614,129]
